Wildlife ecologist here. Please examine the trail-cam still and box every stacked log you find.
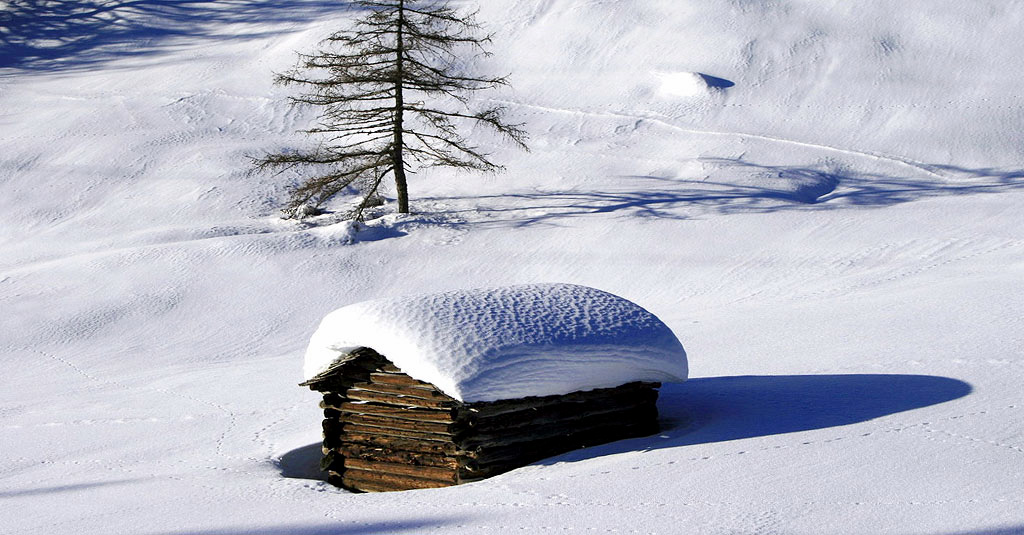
[302,348,661,492]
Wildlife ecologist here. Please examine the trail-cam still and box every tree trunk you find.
[393,0,409,214]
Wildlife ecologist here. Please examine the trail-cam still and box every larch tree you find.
[256,0,528,220]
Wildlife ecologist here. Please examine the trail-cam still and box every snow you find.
[303,283,688,402]
[2,0,1024,534]
[654,71,721,98]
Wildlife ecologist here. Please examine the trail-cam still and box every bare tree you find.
[256,0,527,220]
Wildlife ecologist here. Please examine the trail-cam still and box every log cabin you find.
[299,283,688,492]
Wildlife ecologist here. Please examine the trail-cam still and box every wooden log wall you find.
[303,349,661,492]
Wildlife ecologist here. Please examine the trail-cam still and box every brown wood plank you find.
[349,382,456,401]
[379,363,403,373]
[339,444,459,469]
[341,433,463,456]
[338,402,457,423]
[369,372,438,388]
[339,413,460,434]
[346,389,460,409]
[344,458,458,482]
[342,467,455,491]
[342,422,453,442]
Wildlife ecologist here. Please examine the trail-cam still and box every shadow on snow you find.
[0,0,356,72]
[543,373,972,463]
[152,517,467,535]
[418,160,1024,228]
[938,527,1024,535]
[0,478,145,498]
[278,442,328,482]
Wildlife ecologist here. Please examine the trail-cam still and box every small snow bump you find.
[654,71,734,98]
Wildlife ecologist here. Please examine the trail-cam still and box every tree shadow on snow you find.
[538,373,972,464]
[422,160,1024,228]
[0,0,358,72]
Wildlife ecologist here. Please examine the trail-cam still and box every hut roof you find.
[302,283,687,403]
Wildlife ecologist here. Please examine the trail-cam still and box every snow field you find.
[1,0,1023,534]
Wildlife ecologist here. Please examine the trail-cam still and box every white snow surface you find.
[304,283,688,402]
[2,1,1024,534]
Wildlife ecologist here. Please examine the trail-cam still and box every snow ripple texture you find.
[303,283,688,402]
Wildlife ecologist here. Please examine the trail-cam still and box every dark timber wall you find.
[301,348,661,492]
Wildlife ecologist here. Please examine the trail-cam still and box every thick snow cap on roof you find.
[303,283,688,403]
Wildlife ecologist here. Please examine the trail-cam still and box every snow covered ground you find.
[1,1,1023,533]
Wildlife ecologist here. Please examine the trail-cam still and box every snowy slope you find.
[2,1,1023,534]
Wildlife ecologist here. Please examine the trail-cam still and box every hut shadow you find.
[277,442,328,481]
[539,374,972,463]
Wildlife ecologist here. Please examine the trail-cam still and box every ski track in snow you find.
[492,98,952,180]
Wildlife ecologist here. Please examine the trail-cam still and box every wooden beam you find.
[346,389,460,409]
[342,467,455,491]
[338,412,461,435]
[338,401,457,423]
[342,422,453,442]
[369,372,439,389]
[344,458,458,483]
[341,433,464,456]
[339,444,459,469]
[348,382,456,401]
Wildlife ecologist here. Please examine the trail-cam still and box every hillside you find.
[1,1,1022,534]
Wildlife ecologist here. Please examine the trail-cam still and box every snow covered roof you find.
[302,283,688,402]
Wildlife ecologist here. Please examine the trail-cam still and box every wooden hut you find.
[299,283,687,492]
[301,347,661,492]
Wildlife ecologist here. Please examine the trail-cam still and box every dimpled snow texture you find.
[303,283,687,402]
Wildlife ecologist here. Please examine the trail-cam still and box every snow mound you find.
[654,71,728,98]
[303,283,688,402]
